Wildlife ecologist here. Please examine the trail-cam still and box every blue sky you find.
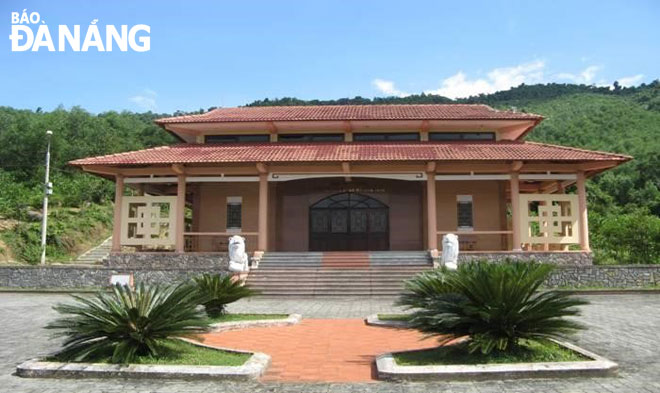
[2,0,658,114]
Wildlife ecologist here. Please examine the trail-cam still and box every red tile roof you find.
[155,104,543,124]
[70,141,630,166]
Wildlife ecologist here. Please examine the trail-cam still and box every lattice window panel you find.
[120,196,177,246]
[518,194,579,245]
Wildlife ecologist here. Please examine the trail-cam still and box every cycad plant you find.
[193,274,256,317]
[397,261,587,354]
[46,282,208,364]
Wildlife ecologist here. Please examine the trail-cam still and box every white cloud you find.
[372,78,410,97]
[373,61,644,99]
[129,89,158,111]
[422,60,545,99]
[556,65,601,84]
[616,74,644,87]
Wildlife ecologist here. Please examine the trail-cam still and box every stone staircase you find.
[75,237,112,264]
[247,251,432,296]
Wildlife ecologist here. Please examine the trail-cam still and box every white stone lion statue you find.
[228,235,249,272]
[441,233,459,270]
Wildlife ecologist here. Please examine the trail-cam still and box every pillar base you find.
[428,248,440,268]
[251,251,265,268]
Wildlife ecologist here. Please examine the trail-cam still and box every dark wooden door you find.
[309,193,389,251]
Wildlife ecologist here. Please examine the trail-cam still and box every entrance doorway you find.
[309,192,389,251]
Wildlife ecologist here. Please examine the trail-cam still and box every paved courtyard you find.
[1,292,659,392]
[203,319,435,382]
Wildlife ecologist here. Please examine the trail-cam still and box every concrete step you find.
[252,268,428,273]
[250,272,426,277]
[262,252,428,257]
[75,237,112,264]
[260,258,428,261]
[252,251,428,296]
[250,286,403,294]
[250,274,415,278]
[259,264,429,267]
[251,269,423,273]
[253,292,404,296]
[248,280,411,285]
[248,285,407,291]
[248,274,416,279]
[253,290,403,295]
[259,264,429,268]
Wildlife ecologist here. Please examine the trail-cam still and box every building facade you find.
[70,105,631,263]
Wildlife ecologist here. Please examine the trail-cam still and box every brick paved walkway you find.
[202,319,434,382]
[1,293,660,392]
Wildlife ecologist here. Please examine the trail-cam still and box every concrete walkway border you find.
[376,339,618,381]
[16,340,270,381]
[365,313,410,328]
[210,313,302,332]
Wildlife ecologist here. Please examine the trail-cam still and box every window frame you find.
[456,195,474,231]
[429,132,496,141]
[226,196,243,232]
[353,132,420,142]
[205,134,270,143]
[277,133,344,142]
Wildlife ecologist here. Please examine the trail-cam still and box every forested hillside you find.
[0,108,175,263]
[1,82,658,264]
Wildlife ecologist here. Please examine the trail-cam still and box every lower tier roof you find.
[69,141,631,167]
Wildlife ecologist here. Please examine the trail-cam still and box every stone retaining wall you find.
[0,264,228,289]
[0,261,657,290]
[103,252,228,269]
[546,265,659,288]
[458,251,593,266]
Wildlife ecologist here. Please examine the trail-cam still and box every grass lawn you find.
[377,313,412,322]
[394,340,588,366]
[49,339,250,366]
[209,313,290,323]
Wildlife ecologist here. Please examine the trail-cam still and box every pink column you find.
[258,173,268,251]
[175,174,186,253]
[111,175,124,252]
[426,172,437,250]
[510,172,522,251]
[577,171,591,252]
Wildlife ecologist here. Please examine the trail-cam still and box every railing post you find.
[577,170,591,252]
[111,174,124,252]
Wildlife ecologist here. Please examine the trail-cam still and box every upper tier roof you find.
[154,104,543,124]
[70,141,630,166]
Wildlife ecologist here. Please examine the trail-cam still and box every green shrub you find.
[591,210,660,264]
[193,274,256,317]
[46,282,208,364]
[397,261,587,354]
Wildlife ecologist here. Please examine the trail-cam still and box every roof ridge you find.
[154,104,544,125]
[233,103,494,109]
[524,141,633,159]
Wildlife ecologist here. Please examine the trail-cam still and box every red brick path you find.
[201,319,436,382]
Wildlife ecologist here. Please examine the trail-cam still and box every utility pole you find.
[40,130,53,265]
